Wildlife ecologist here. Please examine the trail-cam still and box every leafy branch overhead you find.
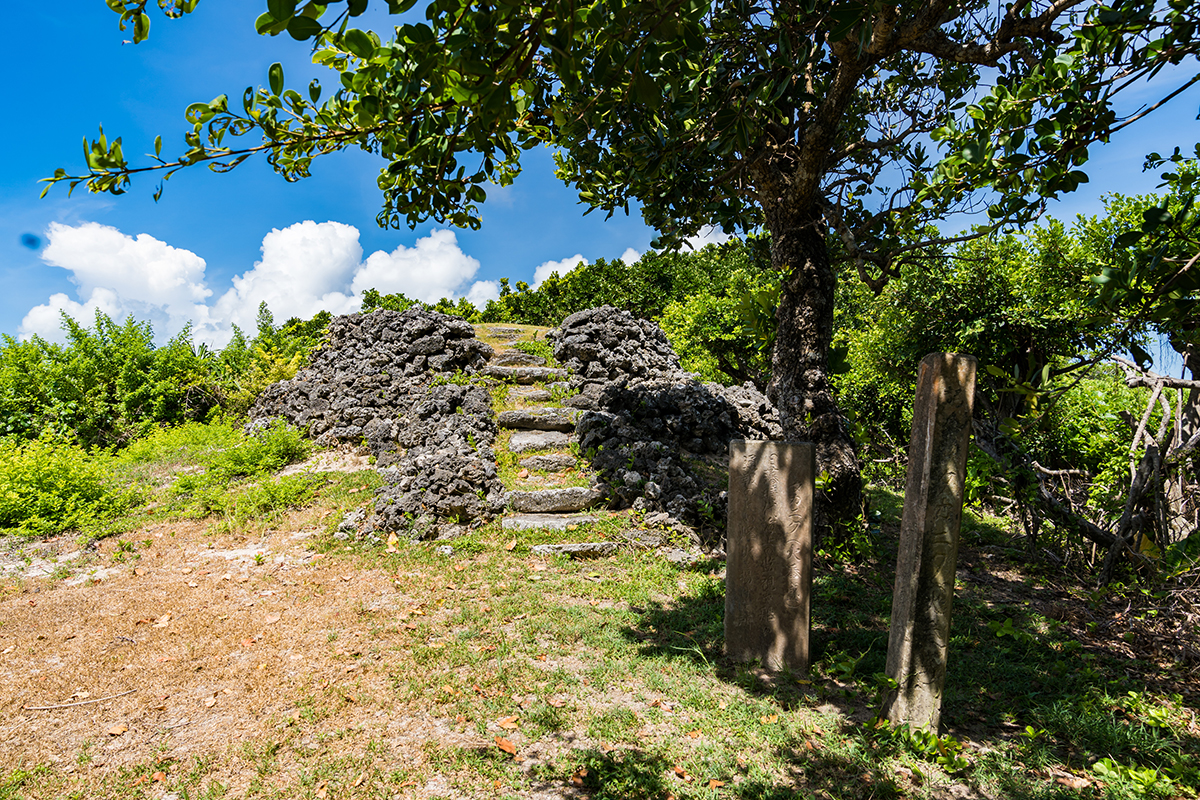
[53,0,1199,258]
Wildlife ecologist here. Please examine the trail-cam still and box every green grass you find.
[5,426,1197,800]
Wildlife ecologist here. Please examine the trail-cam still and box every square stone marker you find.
[883,352,977,731]
[725,440,815,671]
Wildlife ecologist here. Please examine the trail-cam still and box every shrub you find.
[0,434,133,536]
[202,420,310,478]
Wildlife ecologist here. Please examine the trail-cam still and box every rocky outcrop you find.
[372,383,506,539]
[550,306,780,532]
[249,308,492,450]
[548,306,681,408]
[250,309,499,539]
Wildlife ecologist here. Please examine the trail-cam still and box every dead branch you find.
[24,689,136,711]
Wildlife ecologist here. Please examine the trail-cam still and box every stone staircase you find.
[475,325,607,538]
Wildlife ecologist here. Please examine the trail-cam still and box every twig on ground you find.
[24,689,136,711]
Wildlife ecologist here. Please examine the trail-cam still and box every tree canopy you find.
[56,0,1200,532]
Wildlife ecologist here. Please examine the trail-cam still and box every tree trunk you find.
[764,205,863,542]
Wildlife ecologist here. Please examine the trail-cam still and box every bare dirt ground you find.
[0,504,516,798]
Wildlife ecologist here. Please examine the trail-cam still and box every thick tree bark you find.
[764,204,863,540]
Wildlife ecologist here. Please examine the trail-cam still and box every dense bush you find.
[0,433,134,536]
[0,303,329,448]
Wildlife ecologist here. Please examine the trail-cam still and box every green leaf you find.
[961,142,984,164]
[154,135,163,158]
[287,15,323,40]
[268,63,285,96]
[255,11,278,34]
[347,0,368,15]
[344,28,375,59]
[1129,342,1153,369]
[1141,205,1173,231]
[1114,230,1144,248]
[133,12,150,43]
[308,79,322,104]
[267,0,297,19]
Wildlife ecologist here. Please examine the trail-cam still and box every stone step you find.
[498,408,578,432]
[501,514,600,532]
[509,486,603,513]
[493,351,547,367]
[509,430,571,453]
[509,387,554,403]
[519,453,577,471]
[531,542,618,558]
[484,365,568,384]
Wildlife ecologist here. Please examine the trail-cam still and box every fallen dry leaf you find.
[264,613,282,625]
[315,780,329,799]
[570,767,588,787]
[759,714,779,724]
[687,729,701,739]
[497,715,520,729]
[152,772,166,782]
[672,765,692,782]
[203,695,218,708]
[152,614,172,629]
[386,533,399,553]
[707,779,726,789]
[1056,776,1090,789]
[495,736,517,755]
[134,567,147,576]
[504,539,517,551]
[353,773,366,788]
[108,724,127,736]
[548,697,566,708]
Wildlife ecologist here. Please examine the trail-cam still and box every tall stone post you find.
[725,440,814,671]
[883,353,977,730]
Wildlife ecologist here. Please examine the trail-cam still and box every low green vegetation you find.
[3,500,1194,799]
[0,433,136,537]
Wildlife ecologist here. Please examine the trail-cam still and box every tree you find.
[53,0,1200,530]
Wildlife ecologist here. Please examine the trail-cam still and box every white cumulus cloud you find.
[685,226,733,250]
[22,222,213,342]
[465,280,501,306]
[351,229,483,304]
[208,220,364,338]
[21,221,498,347]
[618,247,642,264]
[532,254,587,288]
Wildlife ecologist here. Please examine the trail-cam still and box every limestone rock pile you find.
[551,306,780,529]
[372,383,505,539]
[249,309,493,449]
[549,306,681,409]
[249,309,500,538]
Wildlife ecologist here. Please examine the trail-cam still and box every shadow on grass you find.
[616,554,1200,799]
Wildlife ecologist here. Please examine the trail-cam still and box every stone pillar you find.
[883,353,977,730]
[725,440,814,671]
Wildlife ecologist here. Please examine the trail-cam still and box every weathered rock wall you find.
[251,309,499,538]
[250,309,492,452]
[550,306,780,532]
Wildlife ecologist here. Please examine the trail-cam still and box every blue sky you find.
[3,2,1197,349]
